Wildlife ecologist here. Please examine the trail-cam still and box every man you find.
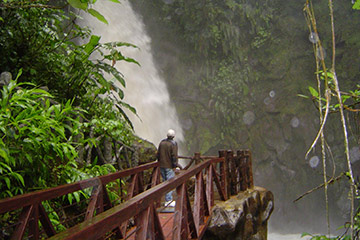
[157,129,179,207]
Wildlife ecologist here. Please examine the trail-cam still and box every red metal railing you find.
[0,161,161,239]
[0,150,253,240]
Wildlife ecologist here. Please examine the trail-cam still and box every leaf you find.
[308,86,319,97]
[67,193,73,205]
[4,177,11,189]
[353,0,360,10]
[114,103,135,129]
[107,0,121,3]
[341,95,351,103]
[67,0,88,10]
[12,172,25,186]
[88,9,108,25]
[15,69,22,81]
[297,94,310,99]
[301,232,311,237]
[0,148,9,163]
[0,162,12,172]
[73,191,80,203]
[84,35,101,56]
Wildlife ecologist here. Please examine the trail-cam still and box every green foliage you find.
[0,78,83,198]
[301,229,352,239]
[81,163,124,203]
[0,1,138,117]
[160,0,276,61]
[353,0,360,10]
[307,69,360,112]
[309,86,319,98]
[60,162,123,205]
[0,0,139,200]
[301,232,340,240]
[203,60,250,125]
[42,200,67,232]
[1,0,121,24]
[85,100,134,144]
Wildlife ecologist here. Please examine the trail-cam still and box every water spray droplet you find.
[290,117,300,128]
[263,97,271,105]
[79,177,102,197]
[309,156,320,168]
[316,47,326,60]
[350,146,360,163]
[308,32,319,44]
[243,111,255,125]
[182,118,193,130]
[175,8,183,15]
[0,72,12,86]
[269,90,276,98]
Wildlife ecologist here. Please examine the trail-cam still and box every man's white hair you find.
[167,129,175,138]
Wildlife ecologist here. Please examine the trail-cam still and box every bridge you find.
[0,150,257,240]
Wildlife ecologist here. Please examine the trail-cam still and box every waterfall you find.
[79,0,184,146]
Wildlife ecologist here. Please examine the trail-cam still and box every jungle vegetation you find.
[0,0,139,200]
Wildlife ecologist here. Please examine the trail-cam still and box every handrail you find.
[0,161,159,214]
[49,157,227,240]
[0,161,161,240]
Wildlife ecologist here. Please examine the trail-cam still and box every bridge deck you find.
[122,210,173,240]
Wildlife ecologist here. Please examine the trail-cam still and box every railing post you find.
[218,150,229,199]
[238,149,254,191]
[235,150,242,193]
[245,150,254,189]
[28,204,39,240]
[194,152,201,165]
[227,150,236,195]
[238,150,247,191]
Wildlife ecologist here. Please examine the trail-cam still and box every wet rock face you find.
[205,187,274,240]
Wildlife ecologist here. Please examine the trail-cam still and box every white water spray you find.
[79,0,184,146]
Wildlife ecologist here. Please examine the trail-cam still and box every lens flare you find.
[243,111,255,125]
[308,32,319,44]
[309,156,320,168]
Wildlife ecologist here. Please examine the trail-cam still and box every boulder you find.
[205,186,274,240]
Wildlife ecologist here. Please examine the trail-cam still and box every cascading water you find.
[79,0,183,146]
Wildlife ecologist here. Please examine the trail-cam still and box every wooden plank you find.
[173,184,188,240]
[28,204,39,240]
[193,171,204,232]
[212,164,227,201]
[85,185,101,220]
[151,204,165,240]
[206,164,214,208]
[184,186,197,239]
[135,205,151,240]
[11,205,33,240]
